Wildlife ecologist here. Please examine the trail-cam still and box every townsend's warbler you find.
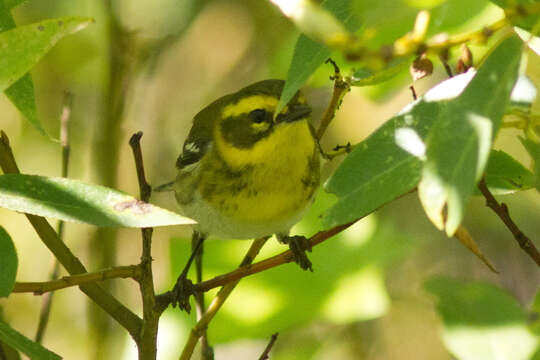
[164,79,320,270]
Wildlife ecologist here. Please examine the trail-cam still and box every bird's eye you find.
[248,109,267,124]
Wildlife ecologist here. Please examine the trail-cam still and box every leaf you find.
[484,149,536,194]
[349,58,410,87]
[0,174,195,228]
[509,75,538,112]
[425,277,539,360]
[0,2,45,136]
[418,36,522,236]
[276,0,360,114]
[0,16,93,92]
[515,26,540,56]
[322,71,477,227]
[0,226,17,297]
[453,225,497,273]
[0,320,61,360]
[520,137,540,191]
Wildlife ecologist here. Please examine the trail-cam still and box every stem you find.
[13,266,141,294]
[478,178,540,266]
[258,333,279,360]
[180,238,268,360]
[35,91,73,343]
[129,132,160,359]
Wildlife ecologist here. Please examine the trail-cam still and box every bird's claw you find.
[171,275,194,313]
[283,235,313,271]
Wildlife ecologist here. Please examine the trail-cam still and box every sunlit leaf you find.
[0,226,17,297]
[0,17,93,92]
[0,174,195,227]
[0,320,61,360]
[515,26,540,56]
[489,0,540,30]
[425,277,539,360]
[418,35,521,236]
[277,0,360,114]
[322,71,476,227]
[0,2,44,136]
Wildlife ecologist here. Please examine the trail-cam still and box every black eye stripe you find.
[249,109,268,123]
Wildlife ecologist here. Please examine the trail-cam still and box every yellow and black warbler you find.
[164,79,320,270]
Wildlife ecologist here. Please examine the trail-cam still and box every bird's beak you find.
[275,105,312,124]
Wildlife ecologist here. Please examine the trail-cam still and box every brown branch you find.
[0,131,143,342]
[13,266,141,295]
[129,132,159,359]
[180,238,269,360]
[316,59,350,140]
[35,92,73,343]
[194,221,355,293]
[258,333,279,360]
[478,178,540,267]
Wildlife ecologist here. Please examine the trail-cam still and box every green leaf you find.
[0,174,195,228]
[520,137,540,191]
[0,2,45,136]
[484,150,536,194]
[0,226,17,297]
[425,277,539,360]
[322,70,477,227]
[349,58,410,87]
[418,36,522,236]
[0,320,61,360]
[0,16,93,92]
[276,0,360,114]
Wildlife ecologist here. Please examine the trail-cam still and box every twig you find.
[129,132,160,359]
[478,178,540,266]
[35,91,73,343]
[409,85,417,100]
[179,238,269,360]
[193,222,355,293]
[316,59,350,140]
[258,333,279,360]
[13,266,141,295]
[0,131,143,342]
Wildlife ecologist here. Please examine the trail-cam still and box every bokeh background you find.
[1,0,539,359]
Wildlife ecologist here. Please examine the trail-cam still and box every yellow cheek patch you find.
[222,95,287,118]
[215,119,315,170]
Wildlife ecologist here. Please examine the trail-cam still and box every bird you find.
[160,79,321,274]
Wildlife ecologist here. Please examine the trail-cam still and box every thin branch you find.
[179,238,269,360]
[13,266,141,295]
[194,222,355,293]
[258,333,279,360]
[129,132,159,359]
[478,178,540,267]
[316,59,350,140]
[35,91,73,343]
[0,131,143,342]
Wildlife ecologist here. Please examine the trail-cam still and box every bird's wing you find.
[176,105,216,171]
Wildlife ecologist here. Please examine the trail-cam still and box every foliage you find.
[0,0,539,359]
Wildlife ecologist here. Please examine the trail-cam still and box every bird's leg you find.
[277,233,313,271]
[171,231,205,312]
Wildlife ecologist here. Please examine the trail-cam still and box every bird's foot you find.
[170,274,194,313]
[280,235,313,271]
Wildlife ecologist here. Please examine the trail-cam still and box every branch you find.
[478,178,540,267]
[179,238,269,360]
[258,333,279,360]
[0,131,143,342]
[12,266,141,295]
[35,91,73,343]
[316,59,350,140]
[195,221,354,293]
[128,132,159,359]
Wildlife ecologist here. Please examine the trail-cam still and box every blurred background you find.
[0,0,539,359]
